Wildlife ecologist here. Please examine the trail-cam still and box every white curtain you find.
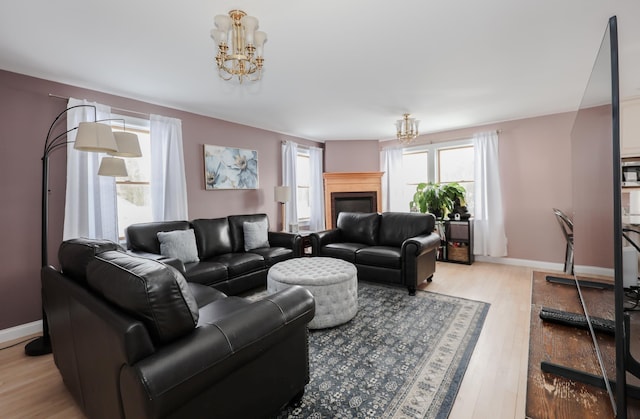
[150,114,188,221]
[380,146,405,212]
[63,98,119,241]
[309,146,325,231]
[281,141,298,228]
[473,131,508,256]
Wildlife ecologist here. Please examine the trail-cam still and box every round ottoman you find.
[267,257,358,329]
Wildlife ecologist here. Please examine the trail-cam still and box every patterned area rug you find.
[269,282,490,419]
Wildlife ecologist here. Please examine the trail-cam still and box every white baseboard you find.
[474,255,565,272]
[474,256,615,278]
[0,321,42,345]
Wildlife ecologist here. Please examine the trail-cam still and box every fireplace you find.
[331,192,378,228]
[323,172,383,229]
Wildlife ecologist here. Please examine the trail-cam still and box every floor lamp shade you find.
[109,131,142,157]
[73,122,118,152]
[274,186,291,203]
[98,157,129,177]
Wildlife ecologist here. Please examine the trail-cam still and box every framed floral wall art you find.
[203,144,258,190]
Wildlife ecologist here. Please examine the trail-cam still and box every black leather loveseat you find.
[125,214,301,295]
[43,238,315,419]
[311,211,441,295]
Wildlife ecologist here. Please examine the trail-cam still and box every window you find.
[402,140,474,214]
[296,150,311,223]
[112,118,153,239]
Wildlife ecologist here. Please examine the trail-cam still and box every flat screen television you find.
[567,15,640,418]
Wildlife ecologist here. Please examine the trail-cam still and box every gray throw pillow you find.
[157,229,200,263]
[243,220,269,251]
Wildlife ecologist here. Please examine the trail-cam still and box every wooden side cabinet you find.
[444,219,474,265]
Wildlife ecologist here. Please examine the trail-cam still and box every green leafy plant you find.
[410,182,466,219]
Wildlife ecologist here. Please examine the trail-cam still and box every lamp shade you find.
[74,122,118,153]
[98,157,128,177]
[108,131,142,157]
[274,186,291,203]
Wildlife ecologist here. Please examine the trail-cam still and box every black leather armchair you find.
[43,238,315,419]
[311,212,441,294]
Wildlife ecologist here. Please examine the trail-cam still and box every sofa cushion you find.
[86,251,199,345]
[379,212,435,247]
[336,212,380,246]
[125,220,191,254]
[183,261,229,286]
[59,238,122,283]
[243,220,270,251]
[157,229,200,263]
[228,214,270,253]
[207,252,265,277]
[248,247,294,267]
[192,217,233,259]
[356,246,402,269]
[319,242,369,263]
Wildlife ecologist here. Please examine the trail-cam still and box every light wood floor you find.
[0,261,533,419]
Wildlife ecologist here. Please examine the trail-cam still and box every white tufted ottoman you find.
[267,257,358,329]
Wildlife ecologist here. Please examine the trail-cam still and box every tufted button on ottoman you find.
[267,257,358,329]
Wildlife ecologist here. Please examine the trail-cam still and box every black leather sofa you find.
[311,211,441,295]
[43,238,315,419]
[125,214,301,295]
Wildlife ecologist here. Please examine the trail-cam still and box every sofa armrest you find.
[268,231,299,250]
[119,286,315,418]
[310,229,341,256]
[402,232,441,256]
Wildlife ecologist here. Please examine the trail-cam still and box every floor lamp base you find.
[25,336,52,356]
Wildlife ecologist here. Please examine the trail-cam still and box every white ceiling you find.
[2,1,640,142]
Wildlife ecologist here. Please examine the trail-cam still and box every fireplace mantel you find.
[323,172,384,229]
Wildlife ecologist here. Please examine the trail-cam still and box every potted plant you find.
[410,182,466,219]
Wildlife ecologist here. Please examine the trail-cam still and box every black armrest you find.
[402,232,441,257]
[310,229,341,255]
[268,231,299,249]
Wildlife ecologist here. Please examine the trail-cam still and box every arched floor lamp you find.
[25,105,139,356]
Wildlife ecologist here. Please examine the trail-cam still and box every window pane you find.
[403,151,429,211]
[297,154,310,186]
[120,132,151,183]
[297,186,310,220]
[117,184,151,238]
[403,151,428,184]
[439,146,474,183]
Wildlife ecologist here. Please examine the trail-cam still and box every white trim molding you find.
[0,321,42,345]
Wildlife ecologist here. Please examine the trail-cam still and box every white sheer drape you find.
[150,114,188,221]
[281,141,298,228]
[380,146,405,212]
[473,131,508,256]
[308,146,325,231]
[63,98,119,241]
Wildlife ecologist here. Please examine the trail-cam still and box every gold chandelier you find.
[396,113,420,144]
[210,10,267,83]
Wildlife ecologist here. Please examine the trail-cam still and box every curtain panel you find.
[473,131,508,257]
[150,114,188,221]
[308,146,325,231]
[380,146,405,212]
[281,141,299,229]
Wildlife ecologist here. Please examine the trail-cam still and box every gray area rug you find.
[269,282,490,419]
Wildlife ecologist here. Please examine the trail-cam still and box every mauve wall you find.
[0,70,319,330]
[375,112,576,265]
[324,140,380,172]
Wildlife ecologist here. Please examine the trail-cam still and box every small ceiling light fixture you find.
[396,113,420,144]
[211,10,267,83]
